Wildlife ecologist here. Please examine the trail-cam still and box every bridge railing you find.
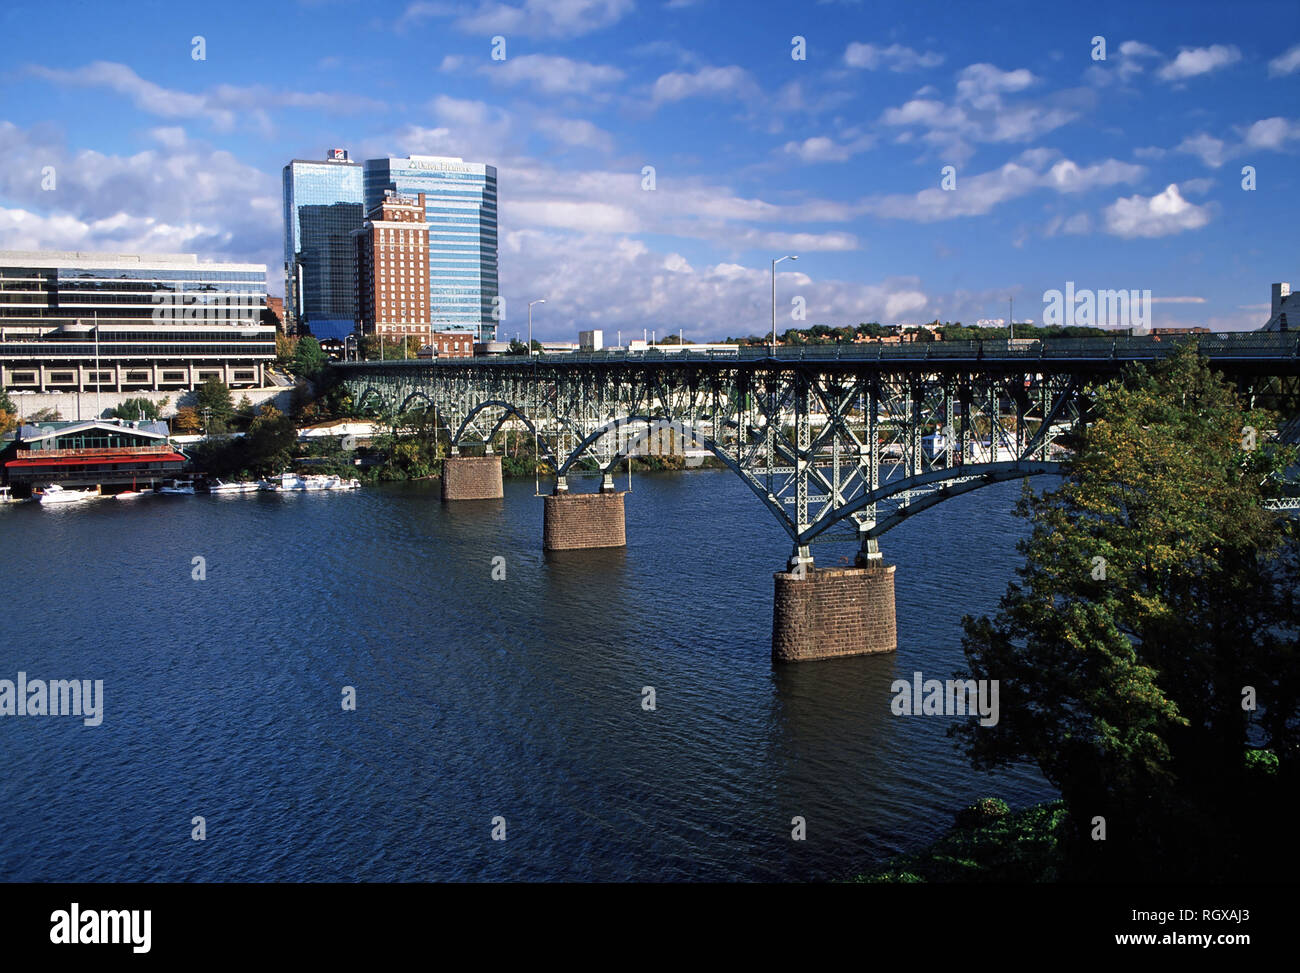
[333,332,1300,368]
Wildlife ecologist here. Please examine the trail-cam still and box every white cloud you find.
[477,54,624,94]
[651,65,759,104]
[864,152,1143,222]
[782,132,874,163]
[843,42,944,71]
[1177,132,1228,168]
[1242,116,1300,149]
[1267,43,1300,77]
[453,0,634,37]
[1157,45,1240,82]
[1102,184,1211,238]
[28,61,384,133]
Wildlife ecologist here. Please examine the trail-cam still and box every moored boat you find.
[36,483,100,505]
[158,478,196,495]
[208,479,261,494]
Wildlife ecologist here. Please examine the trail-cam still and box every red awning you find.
[5,452,187,469]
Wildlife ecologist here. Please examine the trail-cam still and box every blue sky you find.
[1,0,1297,339]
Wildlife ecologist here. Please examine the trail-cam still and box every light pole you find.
[771,255,797,354]
[528,299,546,357]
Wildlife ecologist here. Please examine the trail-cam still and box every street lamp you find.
[528,299,546,357]
[771,255,798,355]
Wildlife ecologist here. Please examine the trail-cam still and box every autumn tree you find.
[173,406,202,434]
[955,343,1300,880]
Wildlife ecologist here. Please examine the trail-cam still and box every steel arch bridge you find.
[336,332,1300,568]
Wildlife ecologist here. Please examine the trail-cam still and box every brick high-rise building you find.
[353,192,431,344]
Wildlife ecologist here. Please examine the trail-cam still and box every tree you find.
[276,332,297,369]
[291,335,328,379]
[955,343,1300,880]
[111,396,167,421]
[508,338,528,355]
[243,404,297,474]
[173,406,202,434]
[0,387,15,435]
[195,379,234,432]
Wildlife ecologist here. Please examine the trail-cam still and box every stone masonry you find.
[771,562,897,662]
[441,455,504,501]
[543,491,626,550]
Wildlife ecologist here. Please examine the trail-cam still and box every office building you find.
[354,192,431,343]
[0,250,272,393]
[283,149,364,339]
[363,155,498,342]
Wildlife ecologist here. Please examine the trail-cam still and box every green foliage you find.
[111,396,166,421]
[0,387,14,413]
[1244,748,1279,776]
[956,343,1300,880]
[291,335,329,379]
[194,379,234,433]
[852,802,1068,883]
[955,797,1011,829]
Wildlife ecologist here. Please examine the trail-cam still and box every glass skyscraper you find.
[363,156,498,342]
[282,150,364,339]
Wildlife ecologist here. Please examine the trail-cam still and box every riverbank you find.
[851,799,1068,883]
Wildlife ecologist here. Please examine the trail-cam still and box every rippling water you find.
[0,470,1054,881]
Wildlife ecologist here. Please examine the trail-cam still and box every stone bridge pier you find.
[771,539,898,663]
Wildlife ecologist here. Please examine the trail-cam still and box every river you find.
[0,470,1055,881]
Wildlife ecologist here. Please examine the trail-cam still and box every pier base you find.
[441,455,503,501]
[543,491,626,551]
[771,562,897,662]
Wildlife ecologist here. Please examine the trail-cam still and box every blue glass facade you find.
[282,154,364,339]
[363,156,498,342]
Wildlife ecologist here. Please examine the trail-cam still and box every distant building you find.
[354,192,431,345]
[2,419,185,492]
[264,296,285,328]
[579,329,604,352]
[282,149,364,339]
[0,250,272,393]
[1263,282,1296,332]
[363,155,498,343]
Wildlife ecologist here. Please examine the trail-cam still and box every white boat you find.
[114,490,148,500]
[158,478,196,495]
[36,484,99,505]
[208,479,261,494]
[261,472,357,492]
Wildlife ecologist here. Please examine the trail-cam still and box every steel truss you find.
[340,358,1105,567]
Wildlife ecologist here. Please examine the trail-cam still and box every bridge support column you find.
[771,557,897,663]
[543,491,626,550]
[441,454,503,501]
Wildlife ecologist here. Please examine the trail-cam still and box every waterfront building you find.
[353,192,431,345]
[0,250,272,393]
[362,155,498,343]
[1,419,185,492]
[282,149,365,339]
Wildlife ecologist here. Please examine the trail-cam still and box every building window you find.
[10,371,36,383]
[163,371,186,381]
[50,372,75,383]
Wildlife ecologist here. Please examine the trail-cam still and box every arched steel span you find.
[450,399,559,467]
[335,339,1298,566]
